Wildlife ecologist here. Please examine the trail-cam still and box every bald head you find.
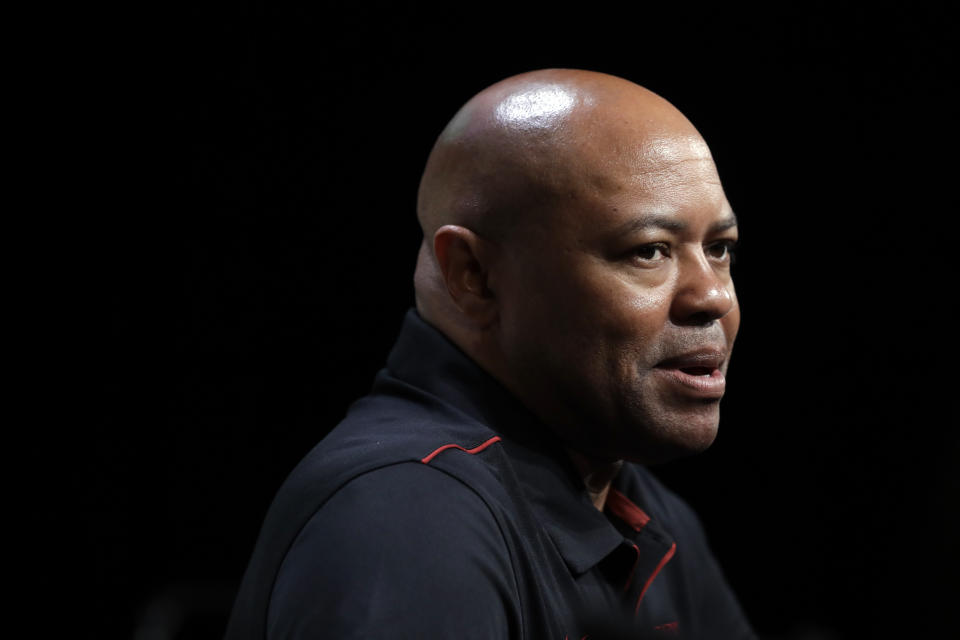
[414,69,714,328]
[418,70,705,240]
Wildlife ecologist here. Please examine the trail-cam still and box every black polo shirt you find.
[225,310,756,639]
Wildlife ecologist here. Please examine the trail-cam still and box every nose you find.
[670,249,736,326]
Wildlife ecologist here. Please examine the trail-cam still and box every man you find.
[226,69,755,639]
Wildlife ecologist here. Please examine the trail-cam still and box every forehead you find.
[560,135,734,240]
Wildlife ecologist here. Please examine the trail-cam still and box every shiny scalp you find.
[413,69,709,331]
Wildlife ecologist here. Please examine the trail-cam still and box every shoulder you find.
[267,394,507,543]
[287,460,508,545]
[268,461,520,638]
[227,376,512,639]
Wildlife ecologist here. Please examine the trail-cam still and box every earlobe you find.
[433,225,498,325]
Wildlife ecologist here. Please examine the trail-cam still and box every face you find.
[493,133,740,464]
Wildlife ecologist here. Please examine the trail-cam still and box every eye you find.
[631,243,670,263]
[706,239,738,263]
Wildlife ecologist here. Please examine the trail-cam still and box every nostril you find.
[683,311,718,327]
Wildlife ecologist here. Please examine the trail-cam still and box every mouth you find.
[653,349,727,398]
[676,365,716,376]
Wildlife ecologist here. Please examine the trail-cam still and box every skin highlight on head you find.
[414,70,740,507]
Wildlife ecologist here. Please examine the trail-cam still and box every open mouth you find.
[678,366,715,376]
[653,349,728,398]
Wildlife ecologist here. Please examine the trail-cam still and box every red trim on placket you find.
[654,621,679,635]
[623,543,641,592]
[635,542,677,614]
[420,436,502,464]
[606,488,651,532]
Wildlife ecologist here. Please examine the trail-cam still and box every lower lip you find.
[653,367,726,398]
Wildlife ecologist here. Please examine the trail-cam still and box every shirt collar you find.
[386,309,659,576]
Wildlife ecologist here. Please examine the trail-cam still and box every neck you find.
[566,448,624,511]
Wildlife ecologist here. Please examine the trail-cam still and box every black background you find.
[96,4,957,638]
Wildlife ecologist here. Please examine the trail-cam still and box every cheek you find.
[503,255,673,365]
[625,286,672,320]
[602,277,674,344]
[722,290,741,346]
[583,290,675,386]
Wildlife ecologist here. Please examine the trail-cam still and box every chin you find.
[617,416,720,465]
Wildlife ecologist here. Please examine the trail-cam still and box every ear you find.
[433,225,498,325]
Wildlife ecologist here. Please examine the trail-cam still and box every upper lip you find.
[655,348,726,371]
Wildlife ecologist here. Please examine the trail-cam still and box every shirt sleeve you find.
[266,462,520,639]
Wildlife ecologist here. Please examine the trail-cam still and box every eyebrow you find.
[614,211,739,235]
